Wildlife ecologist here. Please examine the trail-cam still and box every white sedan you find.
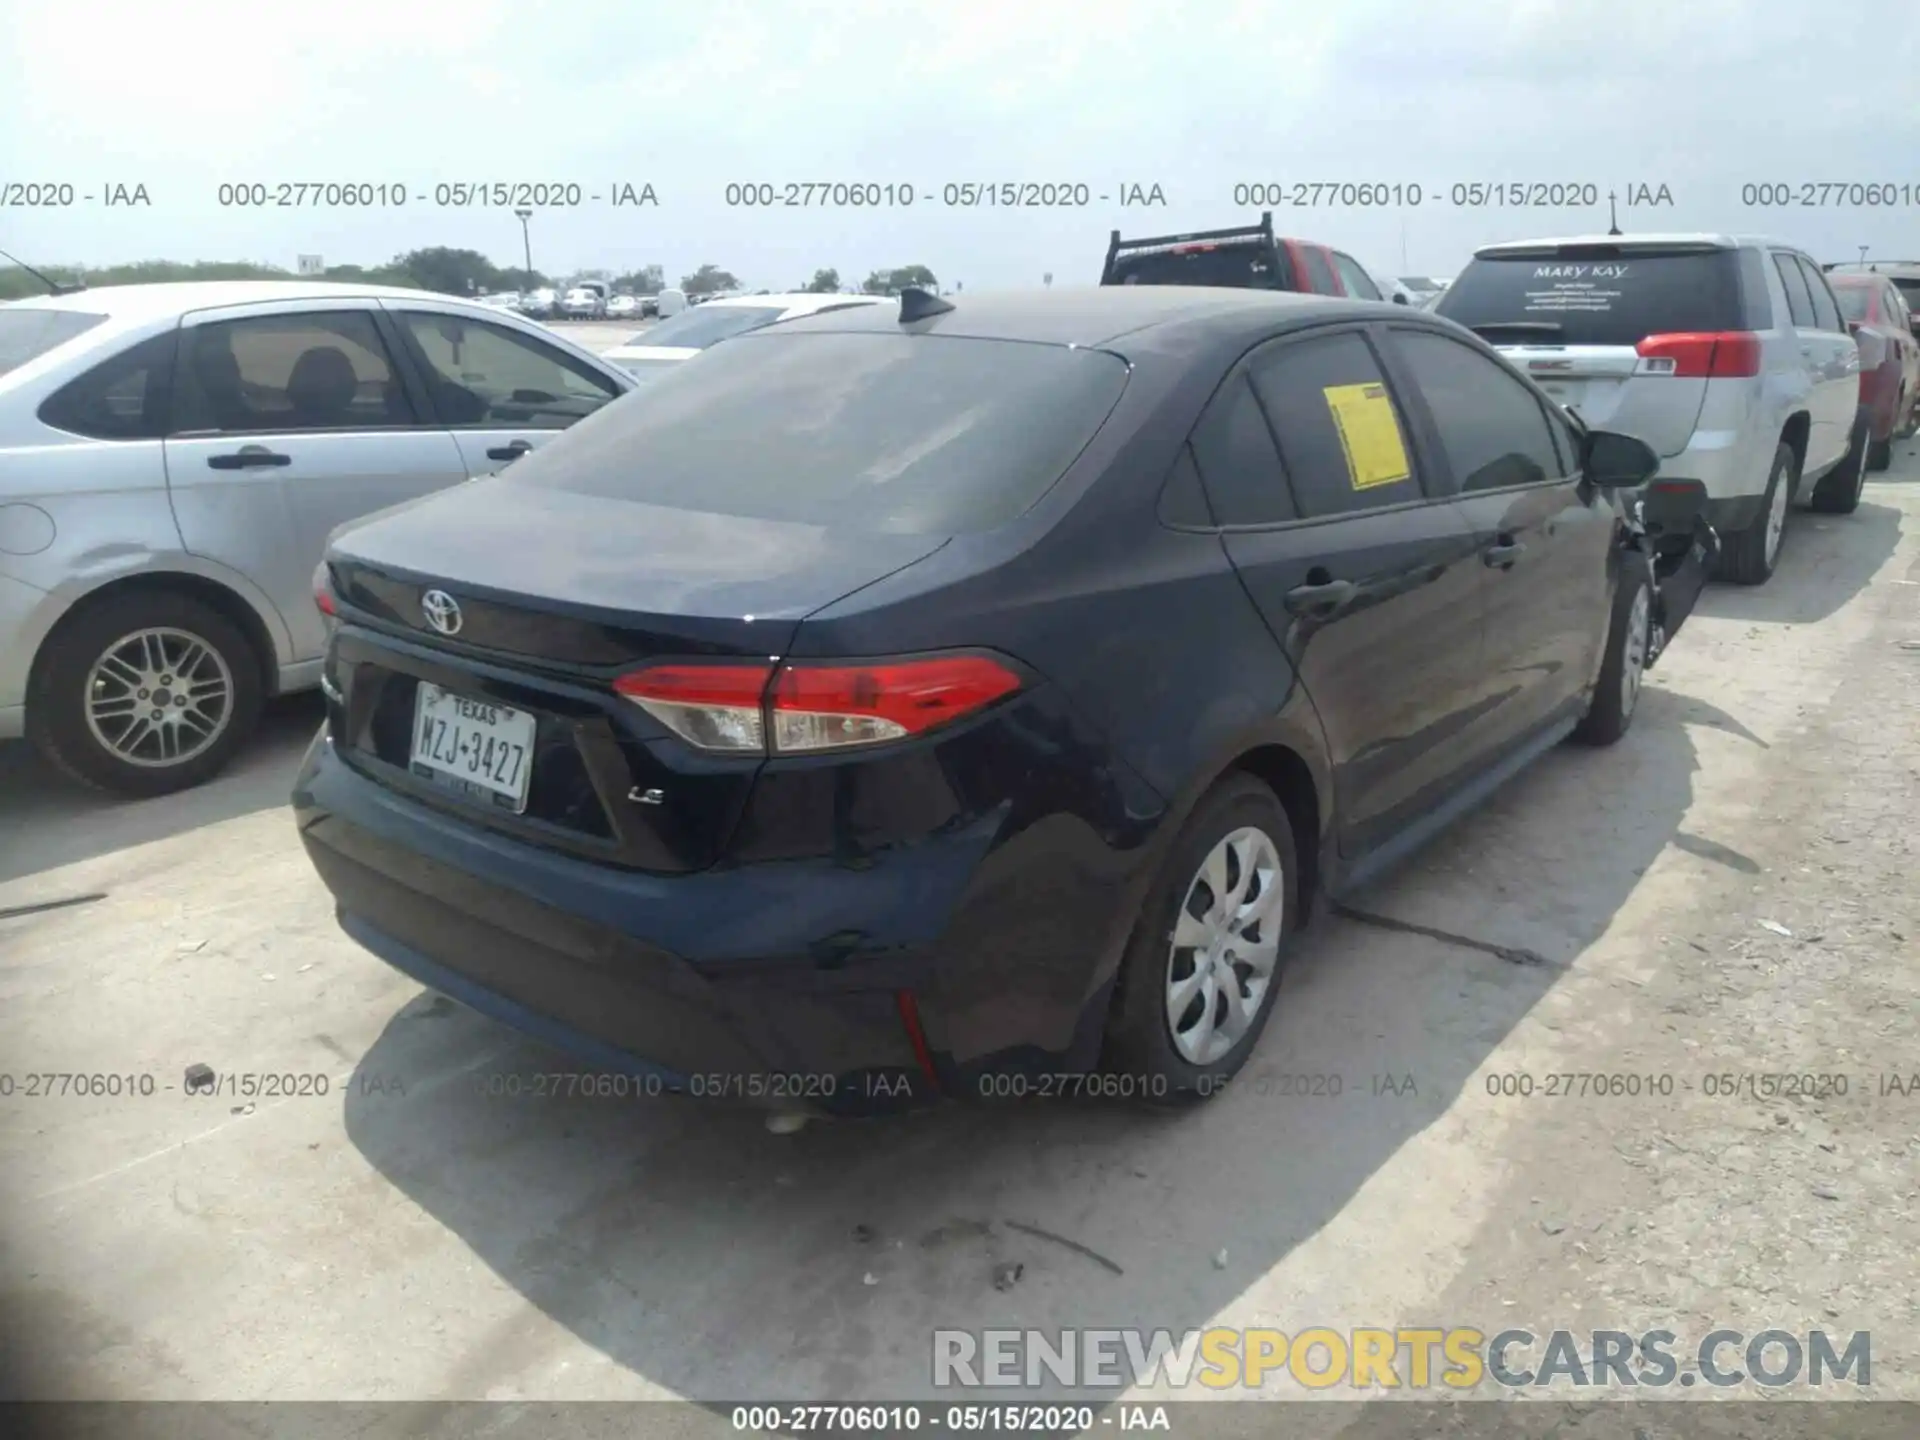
[603,293,889,383]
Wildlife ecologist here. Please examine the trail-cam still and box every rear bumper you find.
[295,720,1162,1110]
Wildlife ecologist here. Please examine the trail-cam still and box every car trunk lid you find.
[323,475,947,873]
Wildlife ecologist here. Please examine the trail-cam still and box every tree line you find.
[0,249,944,302]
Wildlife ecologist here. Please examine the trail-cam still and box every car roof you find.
[1828,260,1920,277]
[758,285,1388,348]
[695,293,890,313]
[1471,232,1796,257]
[0,279,493,319]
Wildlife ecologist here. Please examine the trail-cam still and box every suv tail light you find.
[314,562,337,617]
[1634,332,1762,378]
[612,654,1023,755]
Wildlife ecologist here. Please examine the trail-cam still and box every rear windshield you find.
[1833,284,1873,323]
[0,308,109,377]
[512,332,1130,534]
[1436,249,1744,346]
[635,305,786,348]
[1108,244,1284,289]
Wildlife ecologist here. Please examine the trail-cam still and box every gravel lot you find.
[1,432,1916,1416]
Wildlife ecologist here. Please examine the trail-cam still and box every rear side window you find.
[1188,374,1296,526]
[0,309,109,378]
[1890,277,1920,314]
[1833,284,1872,325]
[1772,254,1815,327]
[1247,331,1423,518]
[1297,246,1339,294]
[38,331,177,440]
[1392,330,1571,493]
[176,310,415,434]
[510,332,1129,535]
[1796,259,1844,333]
[1436,249,1746,346]
[1108,245,1286,289]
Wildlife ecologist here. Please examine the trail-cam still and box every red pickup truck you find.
[1101,211,1393,301]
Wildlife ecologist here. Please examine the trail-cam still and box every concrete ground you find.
[1,436,1917,1415]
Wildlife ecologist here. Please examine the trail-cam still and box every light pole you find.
[1858,245,1870,268]
[1043,272,1053,289]
[514,207,534,288]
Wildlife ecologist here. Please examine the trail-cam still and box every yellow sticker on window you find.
[1322,382,1412,490]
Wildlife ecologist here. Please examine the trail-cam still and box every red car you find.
[1101,211,1389,302]
[1830,271,1920,471]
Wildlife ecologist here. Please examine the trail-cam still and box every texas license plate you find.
[409,683,536,812]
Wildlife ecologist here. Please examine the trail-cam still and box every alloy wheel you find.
[83,627,235,768]
[1165,826,1284,1066]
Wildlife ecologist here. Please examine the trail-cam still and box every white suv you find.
[1436,233,1866,584]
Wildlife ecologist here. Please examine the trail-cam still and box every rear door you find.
[1201,325,1490,859]
[162,300,467,666]
[1768,252,1848,472]
[1436,243,1746,459]
[1792,255,1864,465]
[1383,325,1616,753]
[382,304,627,477]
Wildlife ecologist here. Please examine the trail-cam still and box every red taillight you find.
[613,654,1023,755]
[769,656,1022,752]
[1634,332,1761,378]
[314,563,337,616]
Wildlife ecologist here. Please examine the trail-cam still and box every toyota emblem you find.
[421,589,463,636]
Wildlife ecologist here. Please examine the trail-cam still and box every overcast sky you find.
[4,0,1918,289]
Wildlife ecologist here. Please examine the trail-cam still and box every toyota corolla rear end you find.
[294,317,1159,1112]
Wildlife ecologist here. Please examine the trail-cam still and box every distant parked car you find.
[559,287,606,320]
[1438,233,1867,585]
[602,292,889,383]
[640,295,660,318]
[0,281,635,794]
[522,287,559,319]
[1828,270,1920,470]
[1102,211,1386,304]
[606,294,641,319]
[655,289,687,318]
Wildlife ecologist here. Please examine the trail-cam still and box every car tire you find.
[1866,435,1892,473]
[1571,554,1653,748]
[1895,390,1918,440]
[1715,442,1797,585]
[1808,413,1870,514]
[1102,773,1299,1107]
[27,590,263,798]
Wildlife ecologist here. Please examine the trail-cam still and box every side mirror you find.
[1582,429,1660,489]
[1392,292,1409,304]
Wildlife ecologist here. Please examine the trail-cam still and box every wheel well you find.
[1779,412,1810,471]
[1232,745,1323,927]
[27,573,276,703]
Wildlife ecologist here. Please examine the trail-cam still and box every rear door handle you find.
[1483,540,1526,568]
[206,446,290,470]
[1283,578,1357,616]
[486,440,534,462]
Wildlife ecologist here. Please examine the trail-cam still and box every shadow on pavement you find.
[1693,499,1903,628]
[339,680,1760,1406]
[0,693,323,888]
